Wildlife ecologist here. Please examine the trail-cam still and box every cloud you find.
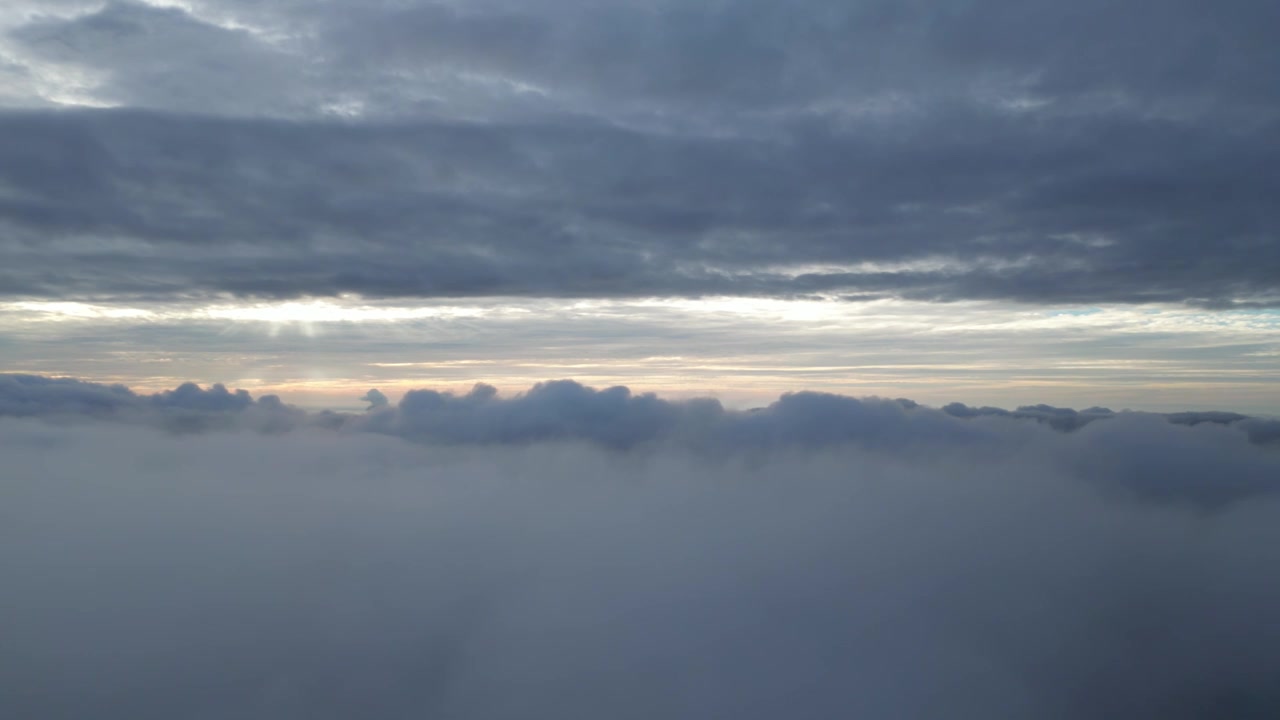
[0,107,1275,306]
[3,383,1280,717]
[359,380,697,450]
[3,373,1277,503]
[1241,418,1280,446]
[0,0,1277,307]
[944,401,1115,431]
[360,388,389,410]
[3,0,1276,708]
[13,1,1280,117]
[0,372,137,417]
[0,373,306,433]
[10,1,309,115]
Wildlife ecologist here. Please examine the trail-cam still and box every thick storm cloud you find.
[1,0,1278,306]
[4,375,1280,718]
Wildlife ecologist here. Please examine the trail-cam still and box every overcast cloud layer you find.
[1,0,1278,306]
[4,374,1280,717]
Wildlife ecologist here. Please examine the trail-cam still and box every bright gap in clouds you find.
[12,302,155,320]
[199,299,495,324]
[3,295,1279,415]
[14,294,1279,330]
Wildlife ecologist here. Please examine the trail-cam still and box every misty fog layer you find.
[3,376,1280,718]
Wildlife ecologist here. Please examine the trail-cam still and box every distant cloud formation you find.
[6,372,1278,444]
[0,0,1277,306]
[3,374,1277,503]
[360,388,390,410]
[943,401,1117,431]
[4,374,1280,717]
[0,373,306,433]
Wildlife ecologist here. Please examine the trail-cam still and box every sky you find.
[4,4,1280,716]
[0,0,1278,411]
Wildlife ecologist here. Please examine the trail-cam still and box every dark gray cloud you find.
[0,0,1276,305]
[11,1,310,116]
[360,388,389,410]
[944,401,1116,431]
[0,373,307,433]
[3,380,1280,717]
[18,0,1280,117]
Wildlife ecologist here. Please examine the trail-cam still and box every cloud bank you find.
[3,374,1280,717]
[4,373,1278,457]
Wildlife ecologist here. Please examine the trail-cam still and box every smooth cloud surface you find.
[4,375,1280,717]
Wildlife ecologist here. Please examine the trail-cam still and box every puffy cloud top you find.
[3,373,1277,507]
[3,373,1280,717]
